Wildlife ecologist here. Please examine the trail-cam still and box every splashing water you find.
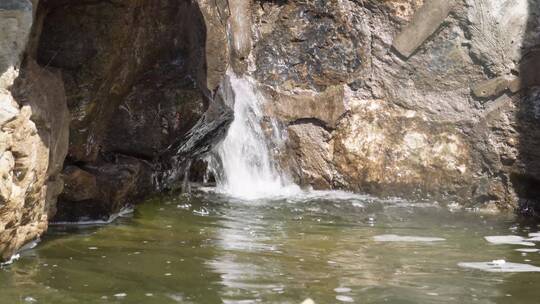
[211,71,300,199]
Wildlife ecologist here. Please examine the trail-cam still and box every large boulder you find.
[0,0,70,261]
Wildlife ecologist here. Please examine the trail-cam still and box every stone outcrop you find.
[392,0,454,58]
[0,1,69,260]
[246,0,540,212]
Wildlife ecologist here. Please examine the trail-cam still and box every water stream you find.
[210,71,300,200]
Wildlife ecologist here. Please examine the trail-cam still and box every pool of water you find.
[2,190,540,303]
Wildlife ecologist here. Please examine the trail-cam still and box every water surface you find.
[1,190,540,303]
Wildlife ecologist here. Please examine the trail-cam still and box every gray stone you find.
[0,93,19,125]
[472,76,517,99]
[228,0,253,72]
[393,0,455,58]
[466,0,530,75]
[0,0,33,87]
[0,0,31,11]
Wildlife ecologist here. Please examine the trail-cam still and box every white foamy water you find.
[211,71,300,200]
[50,206,134,226]
[0,253,20,267]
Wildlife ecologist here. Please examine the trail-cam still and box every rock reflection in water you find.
[1,191,540,303]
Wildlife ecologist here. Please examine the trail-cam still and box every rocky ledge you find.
[252,0,540,214]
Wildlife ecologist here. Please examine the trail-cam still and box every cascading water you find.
[210,71,300,200]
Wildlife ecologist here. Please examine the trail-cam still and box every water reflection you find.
[1,191,540,303]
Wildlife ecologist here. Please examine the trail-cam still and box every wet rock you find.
[35,0,232,222]
[104,61,206,159]
[519,49,540,89]
[37,0,207,163]
[228,0,253,73]
[287,123,334,189]
[196,0,230,91]
[55,156,153,222]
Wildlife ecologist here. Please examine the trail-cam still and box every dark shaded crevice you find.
[288,117,334,133]
[516,0,540,216]
[33,0,233,222]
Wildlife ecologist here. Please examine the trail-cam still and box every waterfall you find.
[210,71,300,200]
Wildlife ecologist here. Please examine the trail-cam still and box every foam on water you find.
[529,232,540,238]
[0,253,20,267]
[526,236,540,242]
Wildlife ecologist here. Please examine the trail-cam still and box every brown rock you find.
[264,85,346,128]
[287,123,334,189]
[61,166,97,202]
[192,0,230,91]
[37,0,208,162]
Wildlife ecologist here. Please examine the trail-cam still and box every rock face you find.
[0,1,69,260]
[247,0,540,212]
[36,0,233,222]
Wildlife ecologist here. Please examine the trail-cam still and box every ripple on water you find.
[516,248,540,253]
[458,260,540,273]
[373,235,446,243]
[336,295,355,302]
[484,236,535,246]
[334,287,352,293]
